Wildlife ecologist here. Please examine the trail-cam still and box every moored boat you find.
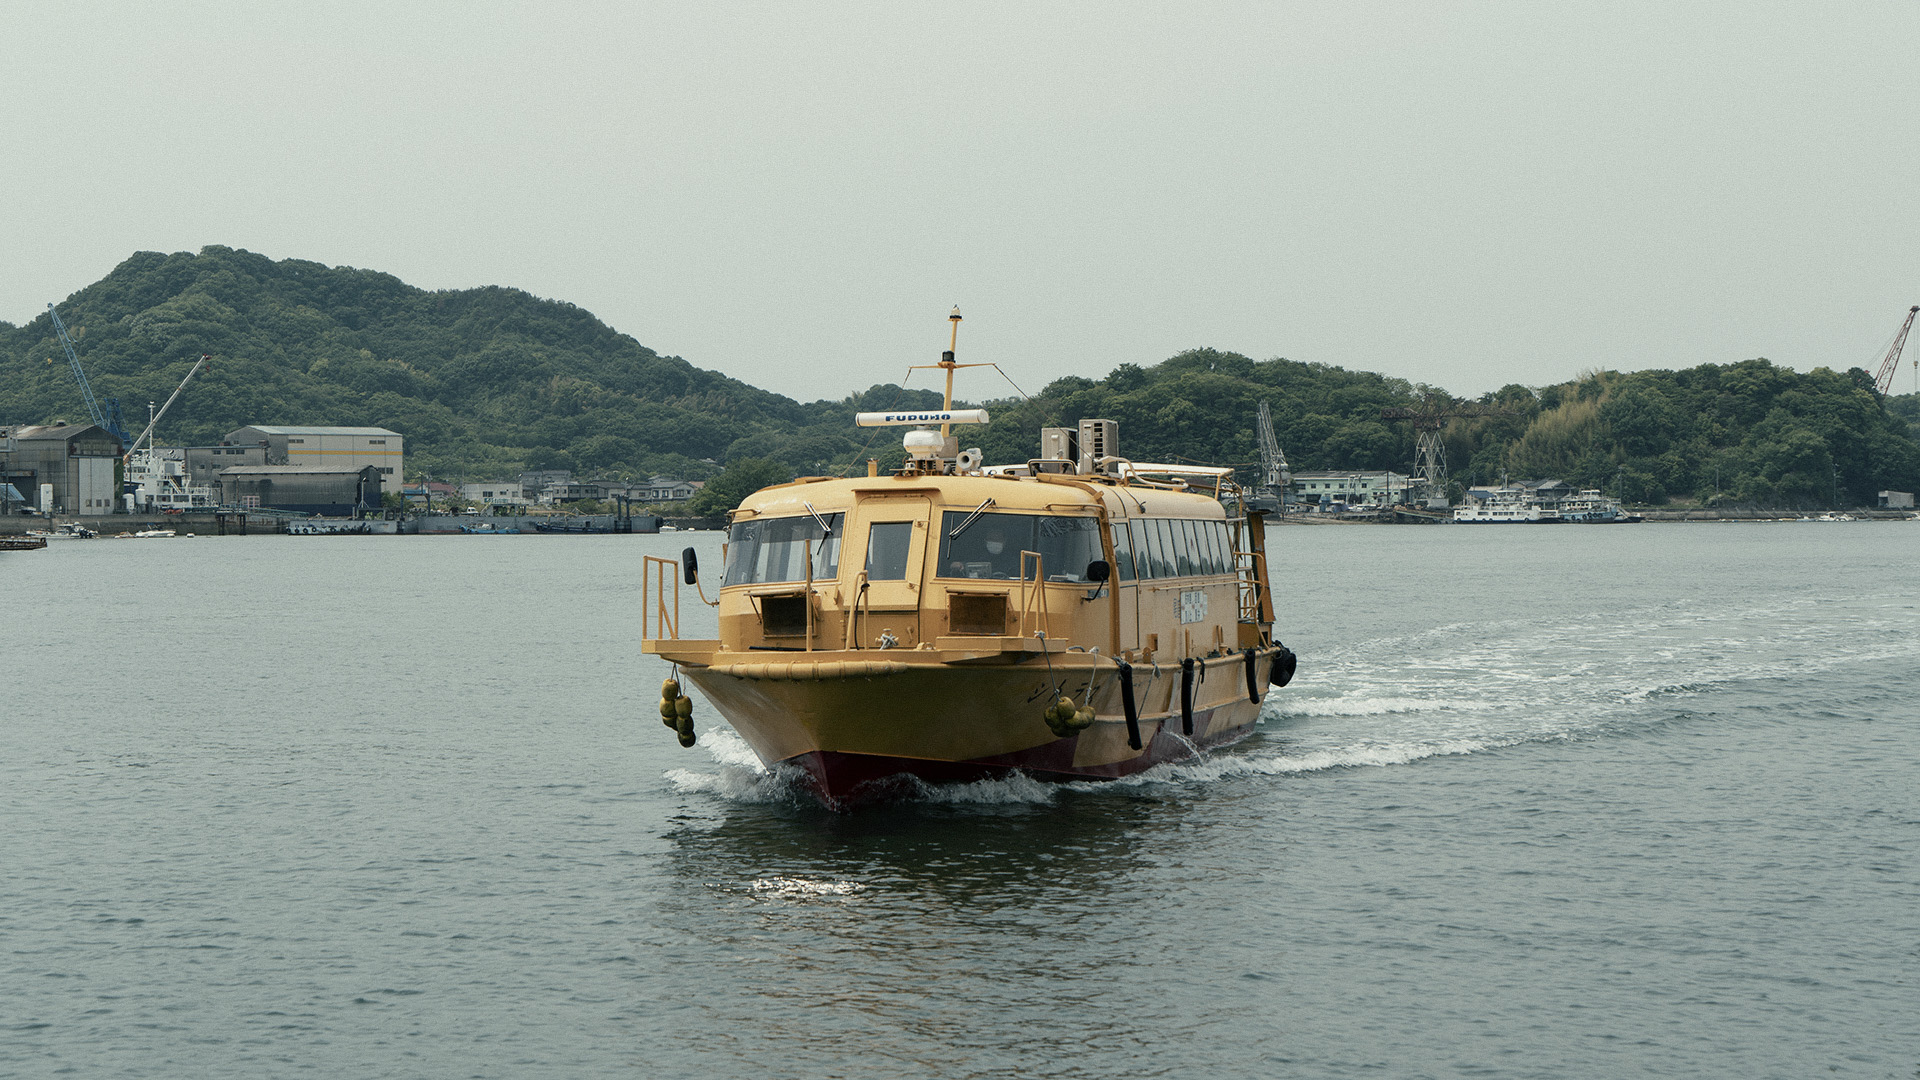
[1453,488,1559,523]
[288,518,398,535]
[25,522,97,539]
[643,311,1297,808]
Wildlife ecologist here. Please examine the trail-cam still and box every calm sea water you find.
[3,523,1917,1079]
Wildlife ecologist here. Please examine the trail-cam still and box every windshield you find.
[937,511,1101,582]
[724,514,844,585]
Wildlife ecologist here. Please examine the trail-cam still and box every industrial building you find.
[224,426,403,496]
[1288,470,1411,509]
[0,423,125,514]
[183,443,270,489]
[215,465,381,516]
[460,481,530,508]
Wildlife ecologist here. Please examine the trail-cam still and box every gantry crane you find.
[47,303,132,446]
[1871,305,1918,397]
[1380,401,1508,508]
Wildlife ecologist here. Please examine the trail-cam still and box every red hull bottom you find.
[784,712,1257,810]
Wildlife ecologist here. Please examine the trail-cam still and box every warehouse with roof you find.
[214,465,382,517]
[223,426,402,497]
[0,422,125,514]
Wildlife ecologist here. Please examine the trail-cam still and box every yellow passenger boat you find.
[643,311,1296,808]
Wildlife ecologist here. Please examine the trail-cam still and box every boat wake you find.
[662,594,1920,809]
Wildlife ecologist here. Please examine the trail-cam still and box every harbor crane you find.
[1380,401,1508,509]
[122,354,212,464]
[1255,400,1290,507]
[1871,305,1918,397]
[46,302,132,447]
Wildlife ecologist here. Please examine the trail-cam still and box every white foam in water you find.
[749,876,867,899]
[904,770,1060,805]
[1273,695,1500,718]
[695,727,767,772]
[664,728,800,803]
[663,592,1920,808]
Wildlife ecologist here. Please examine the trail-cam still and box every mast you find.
[941,306,961,439]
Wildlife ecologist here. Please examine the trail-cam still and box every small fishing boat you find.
[25,523,97,540]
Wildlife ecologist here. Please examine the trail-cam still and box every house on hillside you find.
[643,476,700,502]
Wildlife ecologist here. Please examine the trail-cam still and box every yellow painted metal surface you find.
[644,464,1279,773]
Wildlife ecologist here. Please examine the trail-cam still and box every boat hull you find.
[681,652,1275,809]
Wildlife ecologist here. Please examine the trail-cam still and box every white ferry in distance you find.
[1454,483,1637,524]
[1454,487,1559,523]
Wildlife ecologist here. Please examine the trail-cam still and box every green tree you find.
[685,458,790,517]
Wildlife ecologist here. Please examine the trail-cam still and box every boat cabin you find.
[660,417,1274,669]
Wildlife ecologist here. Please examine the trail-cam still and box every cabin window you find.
[724,514,844,585]
[1109,520,1136,581]
[1175,518,1205,576]
[1209,520,1230,574]
[1135,520,1158,579]
[864,521,915,580]
[1152,519,1178,578]
[1197,520,1218,575]
[937,512,1102,582]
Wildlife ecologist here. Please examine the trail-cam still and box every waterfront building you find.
[1287,470,1410,509]
[642,475,701,502]
[183,443,270,490]
[0,423,125,514]
[224,426,403,497]
[401,481,458,508]
[215,465,381,516]
[517,470,570,501]
[459,481,529,508]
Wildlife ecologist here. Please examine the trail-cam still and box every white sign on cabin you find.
[1180,590,1209,624]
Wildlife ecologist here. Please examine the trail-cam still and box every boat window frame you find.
[863,520,916,581]
[1110,518,1137,582]
[934,510,1103,583]
[1150,518,1176,579]
[722,512,845,586]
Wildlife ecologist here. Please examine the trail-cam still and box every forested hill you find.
[983,352,1920,508]
[0,246,942,480]
[3,246,1916,508]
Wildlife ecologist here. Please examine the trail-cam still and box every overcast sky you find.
[5,2,1918,404]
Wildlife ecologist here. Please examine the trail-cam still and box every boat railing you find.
[844,570,872,649]
[1235,549,1268,622]
[642,555,681,640]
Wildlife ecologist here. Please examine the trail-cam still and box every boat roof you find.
[732,471,1228,521]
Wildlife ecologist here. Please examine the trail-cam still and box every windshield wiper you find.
[947,498,996,538]
[802,501,834,536]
